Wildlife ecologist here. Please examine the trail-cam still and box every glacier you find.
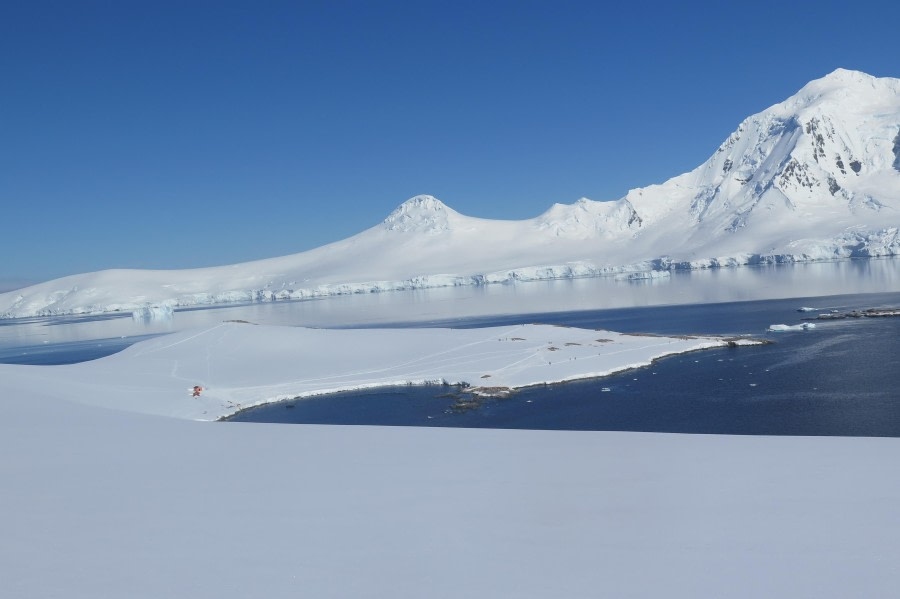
[131,304,175,320]
[2,68,899,318]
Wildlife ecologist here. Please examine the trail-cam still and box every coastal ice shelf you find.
[3,68,900,318]
[0,322,760,421]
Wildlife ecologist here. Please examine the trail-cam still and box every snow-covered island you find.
[3,321,900,597]
[2,68,899,319]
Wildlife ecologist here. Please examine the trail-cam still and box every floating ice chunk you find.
[767,323,816,332]
[797,307,818,312]
[132,305,175,320]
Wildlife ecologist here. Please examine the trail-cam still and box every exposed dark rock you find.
[779,159,816,189]
[627,207,643,228]
[803,307,900,321]
[805,118,827,162]
[893,129,900,172]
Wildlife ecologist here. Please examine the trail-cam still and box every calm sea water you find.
[3,258,899,356]
[228,291,900,436]
[2,261,899,436]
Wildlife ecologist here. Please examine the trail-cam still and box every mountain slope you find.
[621,68,900,262]
[3,69,899,318]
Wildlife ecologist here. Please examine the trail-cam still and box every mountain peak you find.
[383,195,456,233]
[819,68,875,84]
[783,69,899,112]
[398,195,447,210]
[626,68,900,233]
[802,68,879,94]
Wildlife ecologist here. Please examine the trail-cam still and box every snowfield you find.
[2,68,899,319]
[1,323,899,598]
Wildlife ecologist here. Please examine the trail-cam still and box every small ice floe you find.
[797,307,818,312]
[601,387,611,392]
[767,323,816,332]
[132,305,175,321]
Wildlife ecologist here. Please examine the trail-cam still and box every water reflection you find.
[1,258,899,353]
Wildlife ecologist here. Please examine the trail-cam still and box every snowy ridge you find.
[534,197,643,238]
[2,69,900,318]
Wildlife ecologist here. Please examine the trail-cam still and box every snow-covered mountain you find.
[3,68,899,318]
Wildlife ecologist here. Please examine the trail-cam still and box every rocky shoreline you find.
[803,307,900,321]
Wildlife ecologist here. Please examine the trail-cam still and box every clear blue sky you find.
[2,0,898,288]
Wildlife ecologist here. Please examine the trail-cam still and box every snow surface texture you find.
[0,322,748,421]
[2,323,899,598]
[3,68,900,318]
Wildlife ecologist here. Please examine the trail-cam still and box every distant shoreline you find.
[4,255,900,320]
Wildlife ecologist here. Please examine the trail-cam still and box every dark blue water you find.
[4,291,900,436]
[0,331,162,365]
[230,292,900,436]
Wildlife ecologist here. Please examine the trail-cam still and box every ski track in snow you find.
[131,323,228,357]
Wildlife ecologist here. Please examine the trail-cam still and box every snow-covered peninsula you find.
[0,322,759,421]
[2,68,899,319]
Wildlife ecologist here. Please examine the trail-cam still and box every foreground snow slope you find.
[0,322,746,420]
[3,68,899,318]
[2,356,899,597]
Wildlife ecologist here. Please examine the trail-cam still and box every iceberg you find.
[767,323,816,332]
